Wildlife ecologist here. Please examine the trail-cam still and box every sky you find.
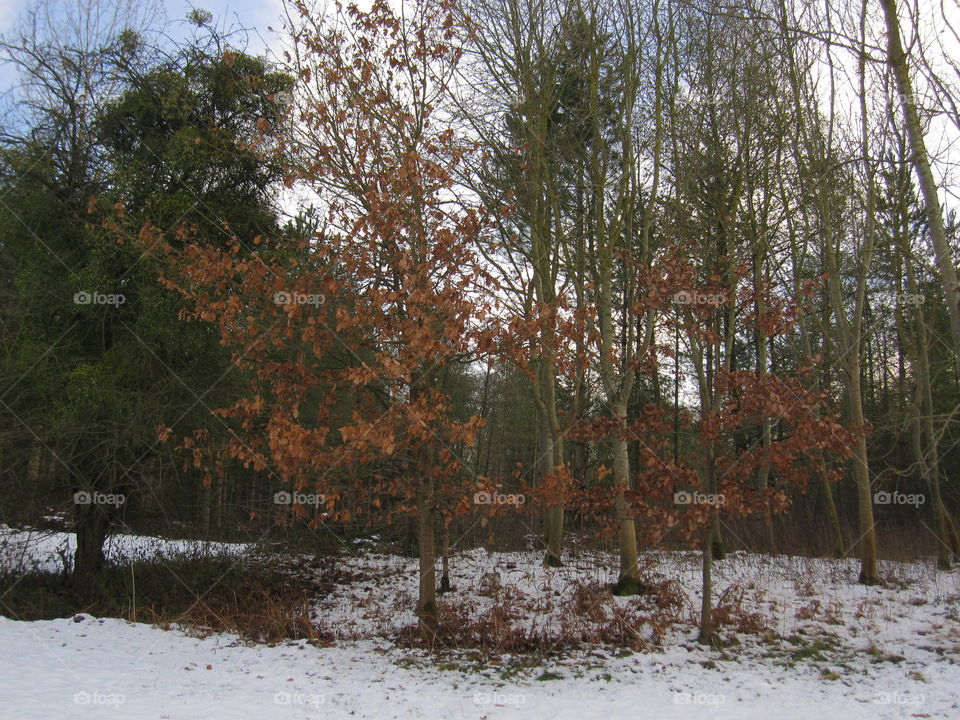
[0,0,291,150]
[165,0,286,52]
[0,0,957,204]
[0,0,285,38]
[0,0,287,92]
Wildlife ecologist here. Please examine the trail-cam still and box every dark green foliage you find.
[0,21,290,579]
[99,49,291,244]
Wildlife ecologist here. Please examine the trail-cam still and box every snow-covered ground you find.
[0,524,249,573]
[2,530,960,718]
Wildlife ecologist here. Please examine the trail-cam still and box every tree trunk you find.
[699,425,720,643]
[818,455,845,557]
[26,442,43,486]
[540,408,565,567]
[403,512,418,557]
[416,481,438,639]
[73,502,112,579]
[906,266,953,569]
[945,513,960,558]
[826,7,879,585]
[543,501,564,566]
[754,255,775,551]
[611,402,641,595]
[439,521,452,593]
[879,0,960,365]
[699,515,717,645]
[848,374,880,584]
[201,479,212,535]
[710,516,726,560]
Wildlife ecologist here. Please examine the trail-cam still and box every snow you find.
[0,611,954,719]
[0,525,250,573]
[2,530,960,718]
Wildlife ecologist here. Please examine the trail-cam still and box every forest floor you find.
[1,526,959,718]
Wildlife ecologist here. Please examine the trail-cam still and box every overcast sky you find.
[0,0,957,204]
